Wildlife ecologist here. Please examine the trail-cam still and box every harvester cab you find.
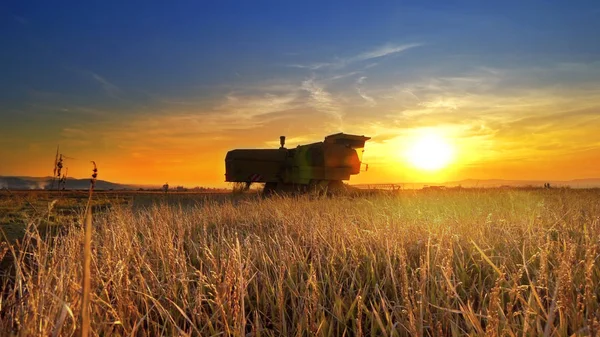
[323,132,370,165]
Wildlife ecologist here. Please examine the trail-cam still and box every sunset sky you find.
[2,1,600,187]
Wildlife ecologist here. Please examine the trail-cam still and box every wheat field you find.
[1,188,599,336]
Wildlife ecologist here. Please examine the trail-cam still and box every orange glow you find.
[404,129,455,171]
[3,84,600,188]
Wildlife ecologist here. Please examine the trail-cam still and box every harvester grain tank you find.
[225,133,370,194]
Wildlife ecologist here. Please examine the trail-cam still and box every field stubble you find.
[1,189,599,336]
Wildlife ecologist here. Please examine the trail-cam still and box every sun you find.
[405,131,455,171]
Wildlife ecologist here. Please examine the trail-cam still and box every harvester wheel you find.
[307,180,328,196]
[263,182,277,196]
[327,180,346,195]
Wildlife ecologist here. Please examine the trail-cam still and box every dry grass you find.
[1,188,599,336]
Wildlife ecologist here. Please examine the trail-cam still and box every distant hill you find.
[3,176,600,191]
[443,178,600,188]
[354,178,600,189]
[0,176,140,190]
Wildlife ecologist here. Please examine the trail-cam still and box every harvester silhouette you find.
[225,133,370,194]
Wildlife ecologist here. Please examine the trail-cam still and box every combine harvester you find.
[225,133,370,195]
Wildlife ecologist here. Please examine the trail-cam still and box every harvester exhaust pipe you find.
[280,136,286,149]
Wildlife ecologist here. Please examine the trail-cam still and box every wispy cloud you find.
[89,72,121,98]
[288,62,333,70]
[301,79,344,127]
[215,92,300,120]
[355,77,376,106]
[65,65,123,98]
[351,43,422,63]
[289,42,422,70]
[418,99,458,110]
[327,71,361,81]
[402,89,421,102]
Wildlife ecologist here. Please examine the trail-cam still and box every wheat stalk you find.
[80,161,97,337]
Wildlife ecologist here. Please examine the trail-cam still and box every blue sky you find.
[2,0,600,185]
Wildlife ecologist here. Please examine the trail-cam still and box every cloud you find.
[418,99,458,110]
[301,79,344,127]
[64,65,123,98]
[351,43,422,63]
[327,71,362,81]
[89,72,121,98]
[326,59,600,168]
[355,77,376,106]
[288,62,333,70]
[61,127,87,137]
[215,92,300,121]
[401,89,421,102]
[289,42,422,70]
[14,56,600,184]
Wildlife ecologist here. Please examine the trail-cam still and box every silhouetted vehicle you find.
[225,133,370,194]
